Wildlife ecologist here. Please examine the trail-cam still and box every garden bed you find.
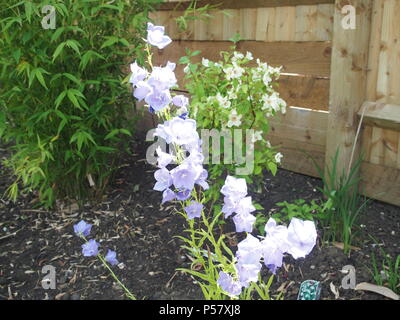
[0,140,399,300]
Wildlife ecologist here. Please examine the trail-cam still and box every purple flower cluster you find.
[73,220,119,266]
[217,176,317,296]
[152,117,208,217]
[221,176,256,233]
[129,24,190,114]
[218,215,317,296]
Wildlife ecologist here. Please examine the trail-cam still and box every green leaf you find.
[51,27,65,42]
[268,162,278,176]
[24,1,33,23]
[100,36,119,49]
[67,89,81,109]
[65,40,81,55]
[34,68,48,90]
[54,90,67,109]
[52,42,66,61]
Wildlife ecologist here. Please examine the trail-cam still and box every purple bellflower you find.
[73,220,92,237]
[146,23,172,49]
[105,250,119,266]
[184,201,203,220]
[82,239,100,257]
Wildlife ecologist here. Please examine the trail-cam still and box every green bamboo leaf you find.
[67,90,81,109]
[50,27,65,42]
[24,1,33,23]
[34,68,48,90]
[63,73,81,86]
[65,40,81,55]
[52,42,66,61]
[100,36,119,49]
[54,90,67,109]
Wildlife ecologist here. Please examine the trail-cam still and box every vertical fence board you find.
[275,7,296,41]
[325,0,372,179]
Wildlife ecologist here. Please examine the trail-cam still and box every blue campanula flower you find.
[236,261,262,288]
[286,218,317,259]
[217,271,242,297]
[73,220,92,237]
[82,239,100,257]
[145,89,172,112]
[147,62,177,90]
[232,212,256,233]
[154,117,199,147]
[129,61,147,86]
[153,168,172,192]
[133,81,153,101]
[162,188,176,204]
[176,189,191,201]
[146,23,172,49]
[235,196,256,215]
[170,163,201,191]
[236,234,262,265]
[220,176,248,199]
[184,201,203,220]
[172,95,189,108]
[105,249,119,266]
[156,146,175,168]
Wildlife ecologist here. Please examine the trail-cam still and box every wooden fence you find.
[149,0,400,207]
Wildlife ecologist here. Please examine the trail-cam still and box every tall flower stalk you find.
[126,23,318,300]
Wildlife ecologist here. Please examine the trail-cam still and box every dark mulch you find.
[0,140,399,300]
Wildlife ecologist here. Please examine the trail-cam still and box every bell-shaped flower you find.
[145,89,171,112]
[184,201,203,220]
[221,176,247,200]
[286,218,317,259]
[153,167,172,191]
[232,212,256,233]
[129,61,147,86]
[146,23,172,49]
[217,271,242,297]
[133,81,153,101]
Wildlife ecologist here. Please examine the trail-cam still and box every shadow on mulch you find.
[0,140,398,300]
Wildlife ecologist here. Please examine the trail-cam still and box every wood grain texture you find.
[360,162,400,206]
[152,40,332,77]
[376,0,400,104]
[278,74,329,111]
[325,0,372,178]
[157,0,335,11]
[152,5,334,42]
[359,101,400,131]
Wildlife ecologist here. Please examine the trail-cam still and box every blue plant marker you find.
[298,280,321,300]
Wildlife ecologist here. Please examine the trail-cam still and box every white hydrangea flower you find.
[262,92,281,112]
[227,109,242,127]
[183,65,190,74]
[275,152,283,164]
[266,140,271,148]
[233,52,244,60]
[263,73,272,86]
[246,51,253,60]
[216,93,231,109]
[224,66,244,80]
[227,89,237,100]
[202,58,210,67]
[251,131,263,143]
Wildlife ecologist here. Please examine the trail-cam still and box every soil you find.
[0,140,399,300]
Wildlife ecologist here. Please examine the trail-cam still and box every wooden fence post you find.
[325,0,372,181]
